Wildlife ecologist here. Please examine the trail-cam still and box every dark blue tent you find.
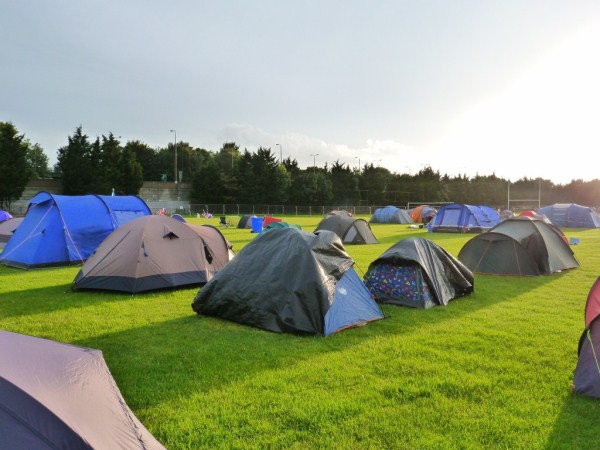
[429,203,501,233]
[0,210,12,222]
[0,192,151,268]
[537,203,600,228]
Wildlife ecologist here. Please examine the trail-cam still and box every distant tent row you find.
[370,206,413,224]
[0,192,151,269]
[538,203,600,228]
[430,203,501,233]
[458,217,579,276]
[73,216,234,293]
[0,330,166,449]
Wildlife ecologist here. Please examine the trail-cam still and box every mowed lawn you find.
[2,214,600,449]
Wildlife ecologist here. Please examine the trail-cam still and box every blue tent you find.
[370,206,414,224]
[0,192,151,268]
[537,203,600,228]
[0,210,12,222]
[429,203,501,233]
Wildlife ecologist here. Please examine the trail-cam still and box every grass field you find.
[2,214,600,449]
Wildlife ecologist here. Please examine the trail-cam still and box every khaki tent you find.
[0,330,165,450]
[73,215,234,293]
[314,215,378,244]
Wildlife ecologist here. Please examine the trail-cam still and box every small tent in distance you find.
[370,206,414,224]
[0,330,165,450]
[573,277,600,398]
[537,203,600,228]
[0,210,12,222]
[314,214,378,244]
[0,192,151,269]
[364,237,474,309]
[237,214,257,229]
[73,216,233,293]
[458,217,579,275]
[326,209,353,218]
[192,228,384,336]
[429,203,501,233]
[409,205,437,224]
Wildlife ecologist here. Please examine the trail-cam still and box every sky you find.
[2,1,600,184]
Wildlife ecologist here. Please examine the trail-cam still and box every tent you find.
[0,330,165,450]
[263,215,282,227]
[364,237,474,308]
[500,210,515,220]
[237,214,257,229]
[171,213,186,222]
[256,221,302,237]
[192,228,384,336]
[0,192,151,269]
[537,203,600,228]
[458,217,579,275]
[409,205,437,223]
[370,206,414,224]
[314,215,378,244]
[326,209,353,218]
[0,209,12,222]
[0,217,24,249]
[73,216,234,293]
[429,203,501,233]
[573,277,600,398]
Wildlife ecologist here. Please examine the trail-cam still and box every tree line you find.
[2,122,600,210]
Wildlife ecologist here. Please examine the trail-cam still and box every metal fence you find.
[187,204,388,217]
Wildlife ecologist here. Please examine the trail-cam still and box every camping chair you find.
[219,216,231,227]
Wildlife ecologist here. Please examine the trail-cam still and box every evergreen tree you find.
[0,122,30,209]
[25,142,50,179]
[117,145,144,195]
[56,126,96,194]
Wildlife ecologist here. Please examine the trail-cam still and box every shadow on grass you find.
[544,392,600,449]
[64,272,566,411]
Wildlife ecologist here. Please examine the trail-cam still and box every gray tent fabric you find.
[192,228,384,336]
[364,237,474,308]
[0,330,165,450]
[458,217,579,275]
[314,215,378,244]
[0,217,24,249]
[73,216,234,293]
[237,214,256,229]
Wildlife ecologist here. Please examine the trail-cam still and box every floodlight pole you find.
[276,143,282,164]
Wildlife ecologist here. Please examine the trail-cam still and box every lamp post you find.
[170,129,177,184]
[310,153,319,168]
[355,156,361,173]
[275,143,282,164]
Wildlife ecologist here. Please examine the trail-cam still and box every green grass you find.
[2,215,600,449]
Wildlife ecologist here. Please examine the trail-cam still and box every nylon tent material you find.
[0,217,24,249]
[237,214,256,228]
[256,221,302,237]
[370,206,414,224]
[0,330,165,450]
[364,237,474,308]
[537,203,600,228]
[458,217,579,275]
[0,210,12,222]
[430,203,501,233]
[192,228,384,336]
[314,215,378,244]
[573,278,600,398]
[409,205,437,223]
[0,192,150,269]
[325,209,353,218]
[73,216,233,293]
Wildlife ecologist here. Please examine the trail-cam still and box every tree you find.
[191,153,226,203]
[0,122,30,209]
[126,141,162,181]
[330,161,356,204]
[99,133,122,194]
[57,126,97,195]
[25,142,50,179]
[117,145,144,195]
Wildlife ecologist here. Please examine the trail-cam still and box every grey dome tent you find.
[537,203,600,228]
[364,237,474,309]
[73,215,234,293]
[314,214,378,244]
[237,214,257,229]
[458,217,579,275]
[573,277,600,398]
[0,330,165,450]
[192,228,384,336]
[370,206,414,224]
[326,209,353,218]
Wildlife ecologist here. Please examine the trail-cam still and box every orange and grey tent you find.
[573,277,600,398]
[73,215,234,293]
[0,330,165,449]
